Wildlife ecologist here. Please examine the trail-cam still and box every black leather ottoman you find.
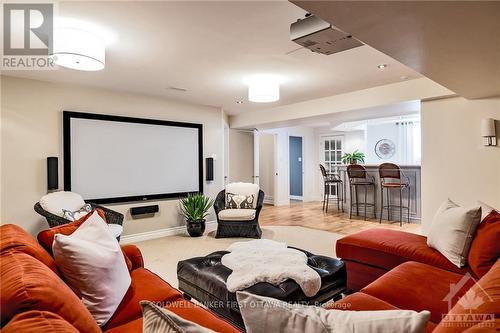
[177,247,346,329]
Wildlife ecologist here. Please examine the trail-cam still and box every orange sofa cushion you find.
[103,268,183,329]
[0,251,101,333]
[328,292,399,311]
[434,260,500,333]
[361,261,474,324]
[121,244,144,270]
[2,311,79,333]
[468,211,500,278]
[462,319,500,332]
[105,299,242,333]
[341,260,389,291]
[165,298,241,333]
[336,229,468,275]
[0,224,58,274]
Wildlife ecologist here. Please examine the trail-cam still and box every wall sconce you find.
[481,118,497,146]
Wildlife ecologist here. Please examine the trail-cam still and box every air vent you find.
[167,86,187,92]
[291,15,363,55]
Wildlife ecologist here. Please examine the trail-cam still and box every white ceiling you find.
[4,1,421,115]
[293,1,500,99]
[257,100,421,130]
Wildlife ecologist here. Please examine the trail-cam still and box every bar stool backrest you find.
[379,163,401,180]
[347,164,367,180]
[319,164,328,179]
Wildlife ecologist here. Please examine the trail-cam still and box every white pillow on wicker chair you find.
[225,183,259,209]
[40,191,86,217]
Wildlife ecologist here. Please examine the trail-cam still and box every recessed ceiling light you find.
[236,100,243,104]
[400,75,409,80]
[377,64,388,69]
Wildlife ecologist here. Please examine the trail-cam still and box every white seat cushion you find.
[225,183,259,209]
[40,191,86,217]
[218,209,256,221]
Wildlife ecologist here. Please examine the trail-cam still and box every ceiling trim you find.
[229,77,453,129]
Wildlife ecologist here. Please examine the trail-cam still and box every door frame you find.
[223,124,230,185]
[253,129,259,186]
[319,135,344,198]
[288,135,304,201]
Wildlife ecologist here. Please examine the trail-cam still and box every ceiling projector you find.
[290,15,363,55]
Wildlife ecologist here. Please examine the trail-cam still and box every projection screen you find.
[63,111,203,203]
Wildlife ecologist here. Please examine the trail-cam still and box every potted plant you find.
[180,193,214,237]
[341,150,365,165]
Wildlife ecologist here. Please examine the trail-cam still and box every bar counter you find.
[337,165,421,222]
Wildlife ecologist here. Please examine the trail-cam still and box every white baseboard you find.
[120,220,217,244]
[263,195,274,205]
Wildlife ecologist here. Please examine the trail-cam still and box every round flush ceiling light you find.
[50,28,105,71]
[377,64,388,70]
[246,74,281,103]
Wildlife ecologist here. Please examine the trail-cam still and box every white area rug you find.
[134,226,343,288]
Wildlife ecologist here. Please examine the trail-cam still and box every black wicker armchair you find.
[34,202,124,228]
[214,189,264,239]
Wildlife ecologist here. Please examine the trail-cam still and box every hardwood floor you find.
[259,201,421,235]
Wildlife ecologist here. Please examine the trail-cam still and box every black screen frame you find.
[63,111,203,204]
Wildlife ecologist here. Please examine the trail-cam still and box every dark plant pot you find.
[186,219,206,237]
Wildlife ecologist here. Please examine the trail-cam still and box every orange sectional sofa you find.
[0,224,241,333]
[334,228,500,332]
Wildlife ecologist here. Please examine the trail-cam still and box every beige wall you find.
[1,76,225,236]
[228,129,254,183]
[262,126,320,205]
[421,96,500,234]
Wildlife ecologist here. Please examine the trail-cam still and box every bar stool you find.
[319,164,344,213]
[378,163,411,226]
[347,165,376,220]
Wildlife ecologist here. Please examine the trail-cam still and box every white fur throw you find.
[221,239,321,297]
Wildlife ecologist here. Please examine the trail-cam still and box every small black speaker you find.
[206,157,214,181]
[47,157,58,191]
[130,205,159,216]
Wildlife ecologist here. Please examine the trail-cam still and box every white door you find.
[320,136,344,196]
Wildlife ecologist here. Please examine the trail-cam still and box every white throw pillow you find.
[141,301,216,333]
[40,191,86,217]
[52,211,131,326]
[225,183,259,208]
[478,201,498,222]
[236,292,430,333]
[427,198,481,267]
[62,203,93,221]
